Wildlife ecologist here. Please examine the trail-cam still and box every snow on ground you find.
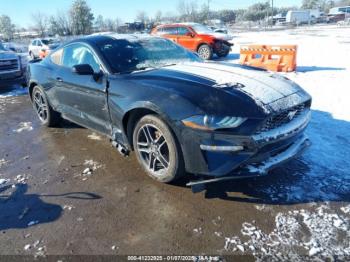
[220,25,350,202]
[224,205,350,259]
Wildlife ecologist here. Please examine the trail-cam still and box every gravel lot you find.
[0,25,349,261]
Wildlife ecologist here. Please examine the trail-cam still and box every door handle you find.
[56,77,63,82]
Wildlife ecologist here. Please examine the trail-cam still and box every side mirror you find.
[186,32,195,37]
[72,64,94,75]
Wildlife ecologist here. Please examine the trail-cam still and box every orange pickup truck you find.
[151,23,233,60]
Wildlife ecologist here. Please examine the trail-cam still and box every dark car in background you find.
[27,34,311,185]
[0,42,27,87]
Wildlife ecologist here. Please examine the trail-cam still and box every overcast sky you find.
[0,0,303,27]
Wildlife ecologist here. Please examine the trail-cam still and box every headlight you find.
[182,115,247,131]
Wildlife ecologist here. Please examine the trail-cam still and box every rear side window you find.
[162,27,178,35]
[50,48,63,65]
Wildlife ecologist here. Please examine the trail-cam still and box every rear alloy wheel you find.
[133,115,184,183]
[32,86,60,127]
[197,44,213,60]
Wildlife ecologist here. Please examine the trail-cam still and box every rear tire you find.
[32,86,61,127]
[197,44,213,60]
[132,115,184,183]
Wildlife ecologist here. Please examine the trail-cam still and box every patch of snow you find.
[15,174,29,184]
[224,205,350,260]
[27,220,39,227]
[83,159,103,171]
[13,122,33,133]
[341,205,350,214]
[0,178,9,185]
[24,244,31,251]
[111,245,119,250]
[63,205,75,211]
[88,133,102,141]
[193,227,203,235]
[0,158,9,168]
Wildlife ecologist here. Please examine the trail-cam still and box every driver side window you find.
[62,44,100,73]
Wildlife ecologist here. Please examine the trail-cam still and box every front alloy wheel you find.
[133,115,184,183]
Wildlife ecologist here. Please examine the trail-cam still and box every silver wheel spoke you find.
[149,154,156,171]
[142,126,153,144]
[158,139,166,150]
[138,147,151,154]
[157,153,169,168]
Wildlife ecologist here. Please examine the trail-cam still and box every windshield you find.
[0,42,6,51]
[96,37,202,73]
[191,24,214,34]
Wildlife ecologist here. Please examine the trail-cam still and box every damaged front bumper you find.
[187,135,311,190]
[175,108,311,190]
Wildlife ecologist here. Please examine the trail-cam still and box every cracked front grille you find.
[0,59,19,72]
[255,103,308,134]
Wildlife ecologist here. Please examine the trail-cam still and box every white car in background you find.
[28,38,61,60]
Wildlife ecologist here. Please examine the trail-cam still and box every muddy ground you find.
[0,85,349,261]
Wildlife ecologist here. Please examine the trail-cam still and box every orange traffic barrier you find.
[239,45,297,72]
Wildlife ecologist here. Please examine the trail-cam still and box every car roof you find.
[157,22,200,27]
[67,33,160,46]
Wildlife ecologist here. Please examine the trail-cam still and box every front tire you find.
[197,44,213,60]
[29,51,35,60]
[32,86,61,127]
[216,49,230,58]
[133,115,184,183]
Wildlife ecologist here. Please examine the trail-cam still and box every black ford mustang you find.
[28,34,311,185]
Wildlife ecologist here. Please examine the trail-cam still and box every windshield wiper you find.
[120,66,155,74]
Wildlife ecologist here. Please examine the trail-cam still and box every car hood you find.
[162,62,308,106]
[124,62,311,117]
[202,32,233,41]
[0,50,18,60]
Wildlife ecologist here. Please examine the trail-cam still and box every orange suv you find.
[151,23,233,60]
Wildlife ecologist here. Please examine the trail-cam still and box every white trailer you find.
[286,10,311,25]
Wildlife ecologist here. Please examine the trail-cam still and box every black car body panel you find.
[28,34,312,178]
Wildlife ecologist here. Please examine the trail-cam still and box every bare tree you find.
[69,0,94,35]
[154,10,162,23]
[94,15,106,32]
[136,11,149,23]
[177,0,199,22]
[49,10,71,36]
[31,11,48,36]
[0,15,15,40]
[114,18,123,32]
[104,18,115,31]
